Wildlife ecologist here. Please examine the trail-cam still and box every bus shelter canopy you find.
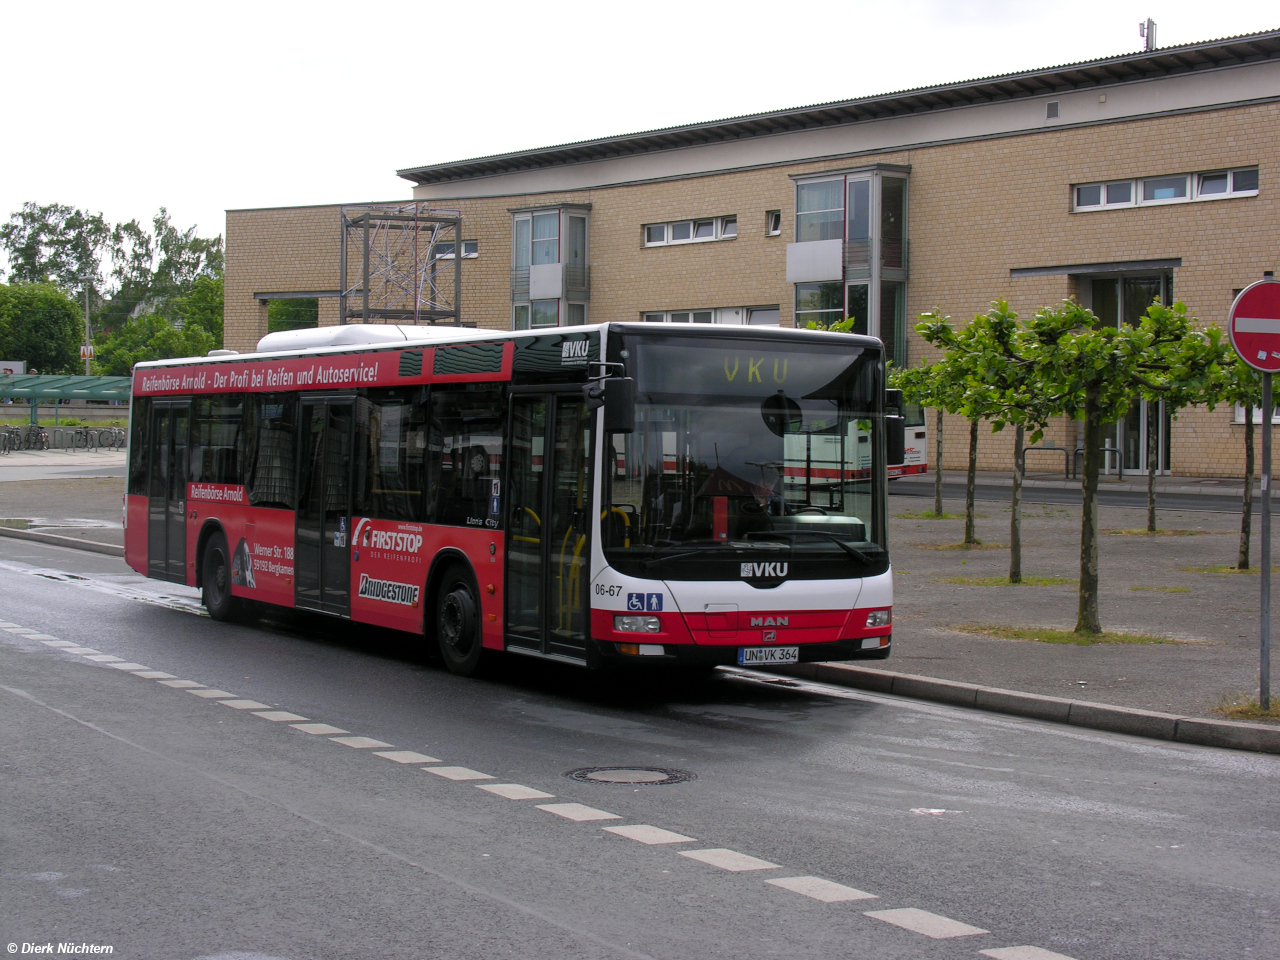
[0,374,132,401]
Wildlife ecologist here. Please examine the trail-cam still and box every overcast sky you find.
[1,0,1276,263]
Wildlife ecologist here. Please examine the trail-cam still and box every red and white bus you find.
[125,322,901,675]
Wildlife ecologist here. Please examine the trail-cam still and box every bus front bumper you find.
[591,635,891,668]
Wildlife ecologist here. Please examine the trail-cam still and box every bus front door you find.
[147,401,190,583]
[506,392,593,659]
[295,399,353,616]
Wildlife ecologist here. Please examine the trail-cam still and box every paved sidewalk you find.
[897,467,1259,498]
[0,449,127,482]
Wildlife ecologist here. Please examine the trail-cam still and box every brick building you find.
[225,30,1280,478]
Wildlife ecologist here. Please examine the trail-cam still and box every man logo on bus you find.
[741,562,788,578]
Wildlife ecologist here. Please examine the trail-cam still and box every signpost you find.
[1228,278,1280,710]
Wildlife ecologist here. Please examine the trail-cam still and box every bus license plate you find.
[737,646,799,666]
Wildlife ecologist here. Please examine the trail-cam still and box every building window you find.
[1074,167,1258,211]
[532,212,559,264]
[643,216,737,246]
[531,299,558,328]
[766,211,782,236]
[640,308,739,324]
[795,180,844,242]
[1046,101,1060,119]
[513,304,529,330]
[433,240,478,259]
[568,303,587,326]
[1142,176,1187,203]
[795,282,843,328]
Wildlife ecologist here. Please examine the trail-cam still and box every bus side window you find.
[192,395,245,485]
[425,386,505,528]
[356,387,429,522]
[128,396,151,496]
[246,393,298,508]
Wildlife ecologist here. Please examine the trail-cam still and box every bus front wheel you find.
[436,565,483,676]
[202,533,239,622]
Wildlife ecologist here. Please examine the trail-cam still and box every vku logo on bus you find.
[741,562,788,579]
[561,340,590,363]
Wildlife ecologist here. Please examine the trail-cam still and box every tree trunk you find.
[965,418,979,544]
[1076,399,1103,634]
[1146,402,1159,533]
[1010,424,1024,583]
[1240,403,1254,570]
[934,407,944,517]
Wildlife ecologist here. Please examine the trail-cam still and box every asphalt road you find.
[892,479,1248,514]
[2,538,1277,960]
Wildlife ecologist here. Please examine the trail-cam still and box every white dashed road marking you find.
[159,680,204,689]
[678,848,780,872]
[108,663,149,671]
[476,783,555,800]
[85,655,125,662]
[537,803,621,822]
[864,908,989,939]
[0,621,22,627]
[64,647,100,655]
[981,948,1080,960]
[427,766,496,781]
[374,751,441,764]
[329,736,393,749]
[766,876,878,902]
[189,689,236,699]
[603,824,696,845]
[26,634,60,640]
[291,723,348,735]
[42,641,78,648]
[132,671,175,679]
[253,711,308,722]
[4,627,40,634]
[220,699,271,710]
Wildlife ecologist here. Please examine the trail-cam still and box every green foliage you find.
[92,313,215,377]
[268,297,319,332]
[174,275,224,343]
[0,282,82,374]
[0,203,110,289]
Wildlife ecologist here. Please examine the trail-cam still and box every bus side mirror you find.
[885,388,904,417]
[585,377,635,434]
[886,415,906,466]
[603,377,635,434]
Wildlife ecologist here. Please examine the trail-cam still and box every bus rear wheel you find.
[202,533,239,622]
[436,564,484,676]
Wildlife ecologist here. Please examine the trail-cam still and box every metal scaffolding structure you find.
[339,203,463,325]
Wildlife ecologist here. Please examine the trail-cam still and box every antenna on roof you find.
[1138,18,1157,51]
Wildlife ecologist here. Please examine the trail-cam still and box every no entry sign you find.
[1229,279,1280,372]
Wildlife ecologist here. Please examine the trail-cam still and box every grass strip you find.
[1215,693,1280,722]
[1178,565,1258,574]
[938,575,1075,586]
[1103,528,1209,536]
[921,542,1008,551]
[955,623,1178,645]
[1130,585,1190,593]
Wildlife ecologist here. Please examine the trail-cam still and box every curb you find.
[0,526,124,558]
[770,662,1280,755]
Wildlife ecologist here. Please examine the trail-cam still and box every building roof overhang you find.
[397,29,1280,186]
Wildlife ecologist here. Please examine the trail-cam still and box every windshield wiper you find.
[750,531,880,563]
[640,547,721,569]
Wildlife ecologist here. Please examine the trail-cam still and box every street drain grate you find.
[565,766,695,786]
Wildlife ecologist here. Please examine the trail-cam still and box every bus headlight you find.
[614,615,661,633]
[865,609,891,627]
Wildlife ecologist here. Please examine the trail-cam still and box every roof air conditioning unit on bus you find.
[255,324,471,355]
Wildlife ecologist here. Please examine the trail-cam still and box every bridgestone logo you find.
[357,574,420,606]
[741,562,788,578]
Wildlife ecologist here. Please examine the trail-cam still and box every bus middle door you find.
[295,397,354,616]
[147,400,190,583]
[505,389,593,659]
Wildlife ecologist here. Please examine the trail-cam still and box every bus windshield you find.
[603,333,888,581]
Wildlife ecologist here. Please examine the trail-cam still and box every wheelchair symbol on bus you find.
[627,592,663,612]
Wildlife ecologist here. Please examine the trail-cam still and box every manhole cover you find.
[565,766,695,786]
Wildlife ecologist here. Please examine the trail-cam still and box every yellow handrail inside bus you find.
[601,507,631,548]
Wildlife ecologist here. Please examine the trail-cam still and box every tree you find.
[1022,299,1227,633]
[1219,354,1264,569]
[907,301,1055,580]
[174,275,224,343]
[268,297,318,333]
[0,203,109,292]
[0,283,82,374]
[92,312,216,377]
